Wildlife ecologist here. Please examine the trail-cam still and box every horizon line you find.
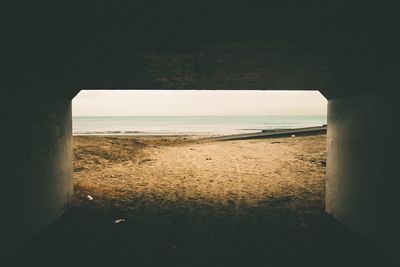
[72,114,327,117]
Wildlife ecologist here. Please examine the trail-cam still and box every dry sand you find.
[73,134,326,218]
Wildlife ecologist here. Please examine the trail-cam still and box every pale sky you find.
[72,90,327,116]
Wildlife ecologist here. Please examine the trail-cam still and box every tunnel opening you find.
[4,2,399,264]
[68,90,350,265]
[71,90,328,214]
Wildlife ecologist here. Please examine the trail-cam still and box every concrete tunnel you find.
[2,1,400,262]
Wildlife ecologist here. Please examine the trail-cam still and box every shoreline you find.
[72,125,327,138]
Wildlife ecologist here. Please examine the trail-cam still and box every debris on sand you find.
[291,135,296,138]
[87,195,94,201]
[139,159,152,164]
[318,160,327,166]
[114,219,126,224]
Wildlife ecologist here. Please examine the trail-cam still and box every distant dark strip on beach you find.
[210,125,327,141]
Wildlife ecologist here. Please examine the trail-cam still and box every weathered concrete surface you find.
[326,93,400,260]
[1,94,73,253]
[63,43,333,91]
[4,2,397,99]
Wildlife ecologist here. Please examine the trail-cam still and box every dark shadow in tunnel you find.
[6,196,394,267]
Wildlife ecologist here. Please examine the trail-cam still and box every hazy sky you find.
[72,90,327,116]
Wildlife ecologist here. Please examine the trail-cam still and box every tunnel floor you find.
[7,206,392,266]
[6,135,393,266]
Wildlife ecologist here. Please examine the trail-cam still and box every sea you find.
[72,115,327,136]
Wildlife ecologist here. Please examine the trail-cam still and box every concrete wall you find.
[326,92,400,259]
[1,94,73,252]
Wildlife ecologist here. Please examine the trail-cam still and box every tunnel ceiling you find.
[4,1,397,99]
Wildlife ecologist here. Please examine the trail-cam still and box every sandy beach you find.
[73,134,326,220]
